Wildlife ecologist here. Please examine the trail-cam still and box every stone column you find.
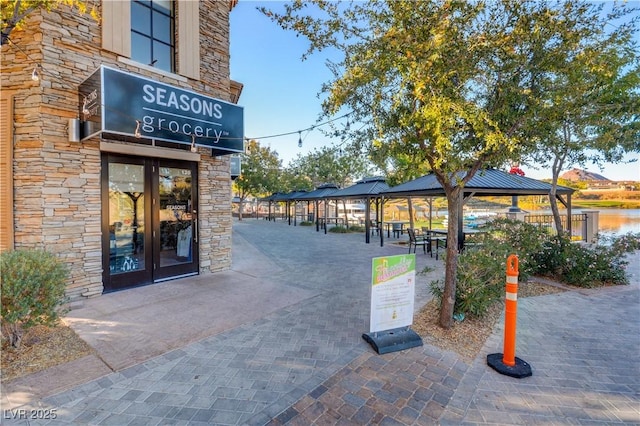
[582,210,600,243]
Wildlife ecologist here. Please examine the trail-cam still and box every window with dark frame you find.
[131,0,175,73]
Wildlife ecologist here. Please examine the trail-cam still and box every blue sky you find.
[229,1,639,182]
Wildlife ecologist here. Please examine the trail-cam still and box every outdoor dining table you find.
[319,217,345,229]
[420,228,485,258]
[383,220,410,238]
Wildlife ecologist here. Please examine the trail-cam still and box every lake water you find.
[497,208,639,238]
[593,208,640,237]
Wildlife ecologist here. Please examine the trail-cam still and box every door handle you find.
[193,210,198,243]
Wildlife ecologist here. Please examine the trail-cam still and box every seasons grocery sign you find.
[79,66,244,154]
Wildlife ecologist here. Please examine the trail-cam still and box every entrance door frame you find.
[152,158,199,282]
[101,153,199,292]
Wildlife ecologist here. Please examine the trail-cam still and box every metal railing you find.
[524,213,588,241]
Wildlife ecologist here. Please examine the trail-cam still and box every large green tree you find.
[288,145,373,222]
[288,145,371,188]
[517,2,639,233]
[233,140,282,220]
[262,0,561,328]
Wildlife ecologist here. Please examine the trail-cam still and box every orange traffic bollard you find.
[503,254,519,367]
[487,254,532,378]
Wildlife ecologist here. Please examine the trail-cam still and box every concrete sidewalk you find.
[1,218,638,425]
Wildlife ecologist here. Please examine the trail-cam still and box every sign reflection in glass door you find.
[158,167,194,267]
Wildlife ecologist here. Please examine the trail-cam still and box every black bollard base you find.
[362,327,423,355]
[487,353,532,379]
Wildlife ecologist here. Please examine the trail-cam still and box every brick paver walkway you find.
[2,218,638,425]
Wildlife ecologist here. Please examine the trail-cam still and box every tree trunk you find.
[549,123,570,235]
[407,197,414,230]
[238,199,244,221]
[438,189,461,329]
[2,323,22,348]
[549,160,564,235]
[549,190,565,236]
[342,199,349,226]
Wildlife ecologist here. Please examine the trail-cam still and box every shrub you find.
[1,249,69,348]
[532,235,568,277]
[430,250,504,318]
[534,232,638,287]
[429,218,637,318]
[602,231,640,254]
[299,221,314,226]
[328,225,349,233]
[430,218,550,318]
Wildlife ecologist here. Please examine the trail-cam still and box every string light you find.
[134,120,141,138]
[298,131,302,148]
[247,112,352,141]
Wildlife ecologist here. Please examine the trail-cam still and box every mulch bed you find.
[1,323,94,382]
[412,280,567,363]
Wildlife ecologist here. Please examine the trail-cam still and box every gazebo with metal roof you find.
[325,177,390,243]
[380,168,575,248]
[279,190,310,225]
[296,183,341,231]
[258,192,286,221]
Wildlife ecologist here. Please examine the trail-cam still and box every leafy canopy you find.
[234,139,282,200]
[1,0,99,44]
[261,0,639,328]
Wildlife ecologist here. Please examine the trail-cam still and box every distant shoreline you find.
[569,201,640,209]
[519,202,639,210]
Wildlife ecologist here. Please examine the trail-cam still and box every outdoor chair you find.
[407,228,428,254]
[421,226,433,255]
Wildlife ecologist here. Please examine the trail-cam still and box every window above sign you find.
[131,0,175,73]
[102,1,200,80]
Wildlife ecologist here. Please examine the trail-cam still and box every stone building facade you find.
[1,1,242,301]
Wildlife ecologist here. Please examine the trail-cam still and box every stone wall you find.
[1,1,234,300]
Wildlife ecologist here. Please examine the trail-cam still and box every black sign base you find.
[362,327,423,355]
[487,353,532,378]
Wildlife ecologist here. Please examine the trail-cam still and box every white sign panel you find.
[370,254,416,333]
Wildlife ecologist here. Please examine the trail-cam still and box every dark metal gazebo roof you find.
[381,168,574,197]
[379,168,576,249]
[268,190,309,202]
[327,176,389,199]
[259,192,285,202]
[296,183,341,201]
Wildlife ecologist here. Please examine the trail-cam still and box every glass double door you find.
[102,154,198,292]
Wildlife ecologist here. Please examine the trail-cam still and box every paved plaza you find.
[2,218,639,425]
